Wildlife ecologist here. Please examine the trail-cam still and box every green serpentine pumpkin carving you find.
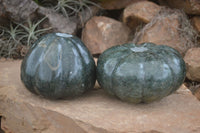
[97,43,186,103]
[21,33,96,99]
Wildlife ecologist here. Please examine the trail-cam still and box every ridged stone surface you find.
[21,33,96,99]
[97,43,186,103]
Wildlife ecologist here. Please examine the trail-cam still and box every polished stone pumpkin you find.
[97,43,186,103]
[21,33,96,99]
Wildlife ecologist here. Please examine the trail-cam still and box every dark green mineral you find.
[21,33,96,99]
[97,43,186,103]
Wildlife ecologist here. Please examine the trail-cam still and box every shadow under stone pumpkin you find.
[97,43,186,103]
[21,33,96,99]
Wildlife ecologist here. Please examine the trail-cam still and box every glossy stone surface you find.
[97,43,186,103]
[21,33,96,99]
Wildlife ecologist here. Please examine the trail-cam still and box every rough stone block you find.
[82,16,131,54]
[158,0,200,15]
[184,47,200,82]
[123,1,161,29]
[0,61,200,133]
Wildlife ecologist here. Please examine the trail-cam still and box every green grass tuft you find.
[54,0,101,18]
[18,17,52,47]
[0,17,51,58]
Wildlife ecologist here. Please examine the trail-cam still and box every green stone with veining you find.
[21,33,96,99]
[97,43,186,103]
